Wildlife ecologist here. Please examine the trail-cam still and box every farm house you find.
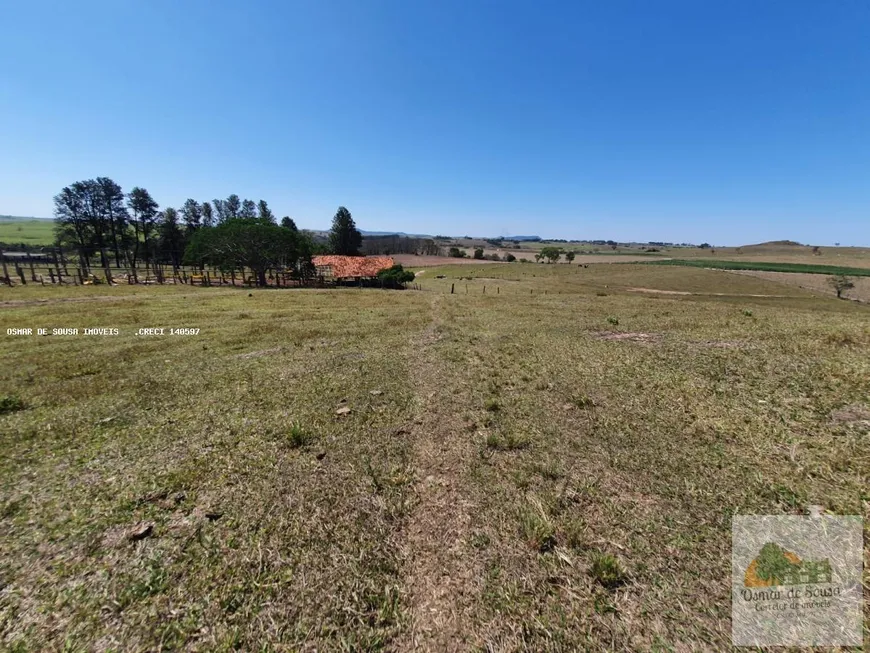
[312,255,394,282]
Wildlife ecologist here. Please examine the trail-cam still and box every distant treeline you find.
[361,234,441,256]
[46,177,450,287]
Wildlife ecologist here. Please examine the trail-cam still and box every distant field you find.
[0,219,55,246]
[726,269,870,303]
[645,258,870,276]
[2,263,867,649]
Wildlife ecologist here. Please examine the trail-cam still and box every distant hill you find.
[0,215,52,221]
[360,230,433,238]
[747,240,806,247]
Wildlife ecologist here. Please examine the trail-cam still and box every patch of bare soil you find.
[627,287,788,298]
[391,255,501,267]
[593,331,662,343]
[627,287,691,295]
[234,347,282,359]
[829,404,870,432]
[698,340,750,349]
[398,295,482,651]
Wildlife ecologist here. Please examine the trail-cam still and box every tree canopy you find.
[328,206,362,255]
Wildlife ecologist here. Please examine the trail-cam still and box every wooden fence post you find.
[49,269,55,284]
[0,252,11,286]
[16,264,25,285]
[451,283,454,294]
[58,248,69,276]
[483,286,486,294]
[29,258,37,281]
[53,249,62,283]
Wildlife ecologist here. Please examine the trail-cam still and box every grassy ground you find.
[1,264,868,650]
[645,258,870,277]
[0,219,55,247]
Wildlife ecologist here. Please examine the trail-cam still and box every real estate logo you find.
[732,515,862,647]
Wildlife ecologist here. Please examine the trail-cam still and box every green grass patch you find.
[645,258,870,276]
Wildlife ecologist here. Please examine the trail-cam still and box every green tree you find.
[328,206,362,255]
[281,216,298,232]
[504,253,516,262]
[565,251,575,263]
[376,263,415,287]
[95,177,128,267]
[184,217,306,286]
[225,195,241,219]
[127,187,159,272]
[54,183,94,272]
[541,246,562,263]
[473,247,484,260]
[258,200,275,222]
[201,201,214,227]
[212,199,227,223]
[448,246,466,258]
[181,199,202,233]
[239,199,257,219]
[156,207,185,270]
[829,274,855,299]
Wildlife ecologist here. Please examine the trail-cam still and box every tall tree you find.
[213,199,227,223]
[95,177,128,267]
[281,216,298,232]
[184,216,307,287]
[258,200,275,222]
[201,201,214,227]
[181,199,202,233]
[240,199,257,219]
[225,194,241,219]
[54,183,93,272]
[328,206,362,256]
[127,187,159,273]
[156,207,185,271]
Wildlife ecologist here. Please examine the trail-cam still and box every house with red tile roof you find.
[312,255,394,280]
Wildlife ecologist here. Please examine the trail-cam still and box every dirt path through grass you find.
[398,294,483,651]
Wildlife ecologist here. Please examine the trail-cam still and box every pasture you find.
[0,219,55,247]
[1,263,868,650]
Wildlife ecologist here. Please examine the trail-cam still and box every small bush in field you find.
[288,422,314,448]
[0,395,25,415]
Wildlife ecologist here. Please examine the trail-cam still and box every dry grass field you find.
[1,263,868,651]
[725,270,870,303]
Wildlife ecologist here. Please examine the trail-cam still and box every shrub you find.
[484,398,500,412]
[0,395,25,415]
[504,253,516,262]
[487,253,501,261]
[590,552,627,588]
[473,248,485,260]
[448,247,466,258]
[376,264,415,287]
[519,502,556,552]
[742,309,753,317]
[486,432,530,451]
[606,316,619,325]
[288,422,314,448]
[571,394,595,409]
[829,274,855,299]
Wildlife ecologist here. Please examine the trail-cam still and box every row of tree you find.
[52,178,367,286]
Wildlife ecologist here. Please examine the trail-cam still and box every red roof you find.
[312,255,394,279]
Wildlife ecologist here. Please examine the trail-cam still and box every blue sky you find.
[1,1,868,245]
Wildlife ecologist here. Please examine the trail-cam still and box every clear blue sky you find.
[1,1,868,245]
